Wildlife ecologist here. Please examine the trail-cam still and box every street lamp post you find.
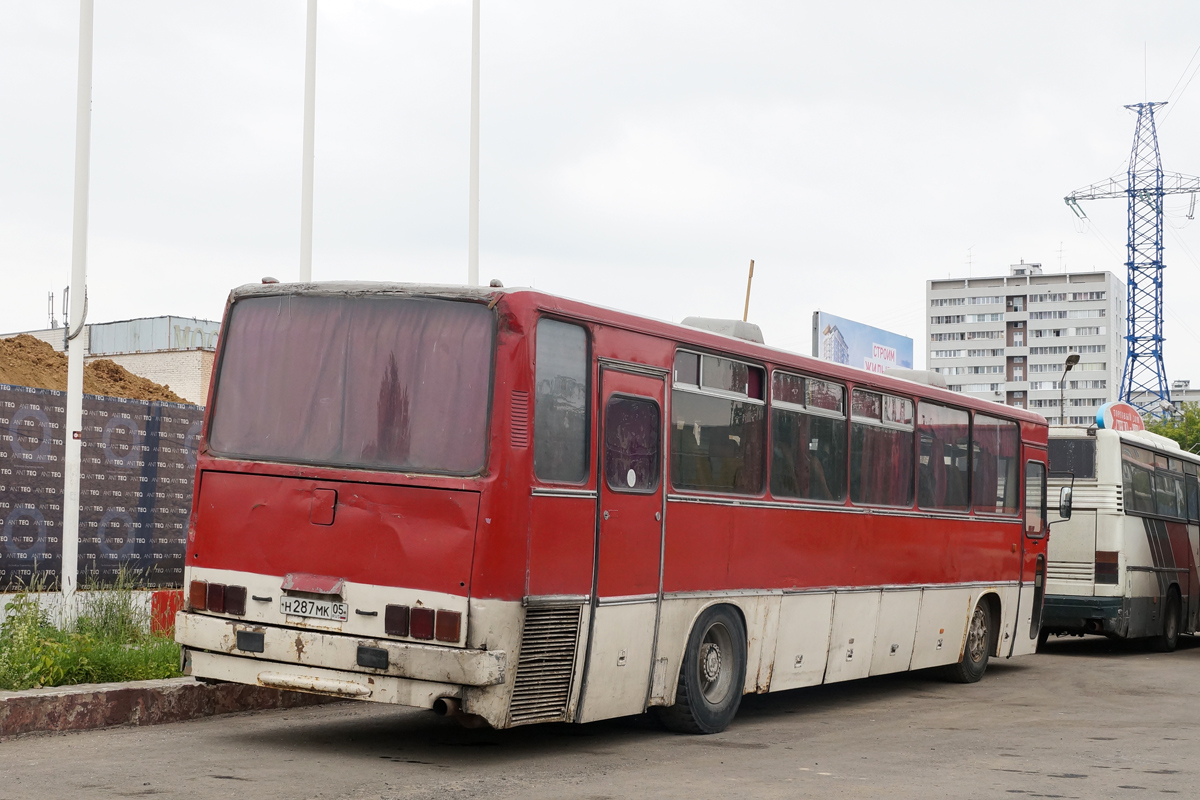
[1059,354,1080,425]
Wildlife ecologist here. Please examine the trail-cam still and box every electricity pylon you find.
[1065,102,1200,414]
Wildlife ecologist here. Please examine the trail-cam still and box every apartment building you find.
[926,262,1126,424]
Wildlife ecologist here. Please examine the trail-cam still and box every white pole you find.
[467,0,480,286]
[300,0,317,283]
[62,0,95,621]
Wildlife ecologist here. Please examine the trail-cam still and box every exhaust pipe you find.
[431,696,489,729]
[432,697,461,717]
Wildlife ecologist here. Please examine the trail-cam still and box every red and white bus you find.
[176,282,1053,733]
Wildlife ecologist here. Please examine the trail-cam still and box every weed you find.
[0,566,181,691]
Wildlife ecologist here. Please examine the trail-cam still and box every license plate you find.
[279,596,348,622]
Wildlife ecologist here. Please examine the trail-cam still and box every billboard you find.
[811,311,914,374]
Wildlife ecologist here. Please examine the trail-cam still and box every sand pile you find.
[0,334,186,403]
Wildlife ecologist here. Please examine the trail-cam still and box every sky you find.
[4,2,1200,376]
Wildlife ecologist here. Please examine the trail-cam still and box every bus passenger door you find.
[578,365,666,723]
[1011,454,1048,656]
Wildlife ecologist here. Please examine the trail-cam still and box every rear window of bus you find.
[209,294,494,475]
[1048,438,1096,480]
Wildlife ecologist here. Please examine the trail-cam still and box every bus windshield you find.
[209,294,494,475]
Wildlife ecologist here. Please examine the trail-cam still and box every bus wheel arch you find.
[976,591,1002,657]
[943,596,993,684]
[1150,585,1182,653]
[655,603,748,734]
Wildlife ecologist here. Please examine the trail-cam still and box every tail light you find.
[188,581,248,615]
[410,607,435,640]
[225,585,247,616]
[207,583,226,613]
[1095,551,1120,584]
[435,610,461,642]
[382,604,462,643]
[384,605,410,636]
[188,580,208,610]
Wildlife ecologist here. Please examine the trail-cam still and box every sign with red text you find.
[1096,402,1145,432]
[812,311,913,374]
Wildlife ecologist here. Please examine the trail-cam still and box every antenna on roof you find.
[742,259,755,322]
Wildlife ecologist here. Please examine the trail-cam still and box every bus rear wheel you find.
[944,602,991,684]
[655,605,747,735]
[1150,589,1181,653]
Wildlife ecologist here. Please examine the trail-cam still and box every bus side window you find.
[534,319,590,483]
[849,390,912,507]
[917,402,970,511]
[1123,460,1155,514]
[1187,474,1200,523]
[770,374,847,502]
[604,396,661,493]
[1025,461,1046,537]
[972,414,1019,514]
[670,352,766,495]
[1154,472,1181,518]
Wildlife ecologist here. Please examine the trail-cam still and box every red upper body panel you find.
[188,282,1050,604]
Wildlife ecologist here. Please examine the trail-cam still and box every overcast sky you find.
[4,1,1200,376]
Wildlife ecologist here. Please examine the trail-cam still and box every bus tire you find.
[655,605,747,735]
[1150,589,1181,653]
[944,601,990,684]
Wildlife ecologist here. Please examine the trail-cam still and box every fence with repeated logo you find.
[0,383,202,588]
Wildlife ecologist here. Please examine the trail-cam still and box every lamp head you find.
[1065,354,1080,370]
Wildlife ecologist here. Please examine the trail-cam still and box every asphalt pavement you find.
[1,635,1197,799]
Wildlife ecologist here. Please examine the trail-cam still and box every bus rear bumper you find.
[185,648,464,708]
[1041,594,1127,636]
[176,610,508,709]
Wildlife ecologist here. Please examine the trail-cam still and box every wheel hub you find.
[967,608,986,662]
[700,642,722,682]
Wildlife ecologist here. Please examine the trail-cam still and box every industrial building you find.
[926,262,1126,424]
[1,315,219,405]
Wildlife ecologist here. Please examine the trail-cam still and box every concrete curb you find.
[0,677,339,736]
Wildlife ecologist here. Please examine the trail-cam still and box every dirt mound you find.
[0,334,185,403]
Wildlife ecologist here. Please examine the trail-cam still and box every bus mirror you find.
[1058,486,1073,521]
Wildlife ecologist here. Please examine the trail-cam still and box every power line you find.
[1164,44,1200,105]
[1160,47,1200,126]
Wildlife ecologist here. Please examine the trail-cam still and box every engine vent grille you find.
[1047,560,1094,583]
[510,390,530,448]
[508,605,581,725]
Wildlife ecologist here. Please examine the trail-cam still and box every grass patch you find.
[0,568,182,691]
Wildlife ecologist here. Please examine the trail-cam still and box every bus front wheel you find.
[1150,589,1181,653]
[656,605,747,735]
[944,601,991,683]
